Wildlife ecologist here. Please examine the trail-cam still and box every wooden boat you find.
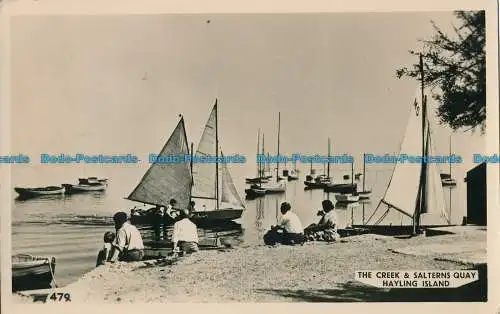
[442,178,457,186]
[128,100,244,225]
[247,113,286,196]
[358,60,452,235]
[304,139,333,189]
[246,129,269,196]
[323,183,357,193]
[245,177,270,184]
[12,254,56,291]
[79,177,108,185]
[63,182,106,194]
[245,187,266,198]
[14,186,65,198]
[283,168,299,181]
[335,193,360,203]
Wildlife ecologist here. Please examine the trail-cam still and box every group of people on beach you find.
[264,199,340,245]
[96,198,200,266]
[96,197,339,265]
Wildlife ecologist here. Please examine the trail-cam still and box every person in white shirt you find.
[304,199,339,241]
[109,212,145,262]
[172,209,199,255]
[264,202,305,245]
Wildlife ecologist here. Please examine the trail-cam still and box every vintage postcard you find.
[1,0,498,313]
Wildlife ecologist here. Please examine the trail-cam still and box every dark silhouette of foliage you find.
[396,11,485,133]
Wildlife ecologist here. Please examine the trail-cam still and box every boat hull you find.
[14,187,65,198]
[324,183,357,193]
[131,208,244,226]
[304,180,330,189]
[12,255,56,292]
[335,194,360,203]
[350,224,457,236]
[63,183,106,194]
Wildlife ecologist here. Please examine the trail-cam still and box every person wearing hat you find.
[109,211,144,262]
[265,202,305,245]
[172,208,199,255]
[304,199,339,241]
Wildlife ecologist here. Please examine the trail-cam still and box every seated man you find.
[172,209,199,255]
[304,199,339,241]
[264,202,306,245]
[109,212,145,262]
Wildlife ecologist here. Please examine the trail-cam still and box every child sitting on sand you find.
[96,231,116,266]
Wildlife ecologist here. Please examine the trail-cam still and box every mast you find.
[414,53,427,234]
[260,132,265,187]
[190,142,194,203]
[449,135,452,176]
[351,156,354,185]
[449,134,452,225]
[215,99,219,210]
[363,153,366,192]
[256,128,261,178]
[327,138,331,179]
[276,112,281,182]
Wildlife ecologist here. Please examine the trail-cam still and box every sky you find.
[9,12,485,197]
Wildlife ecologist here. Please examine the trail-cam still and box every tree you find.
[396,11,485,133]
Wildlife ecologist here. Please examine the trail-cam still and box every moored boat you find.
[360,64,453,235]
[14,186,65,198]
[441,178,457,186]
[323,183,357,194]
[128,100,245,226]
[12,254,56,291]
[335,193,360,203]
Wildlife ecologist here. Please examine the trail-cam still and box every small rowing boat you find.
[14,186,65,198]
[12,254,56,291]
[335,193,360,203]
[63,177,107,194]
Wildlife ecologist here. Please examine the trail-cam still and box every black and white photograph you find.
[1,1,498,309]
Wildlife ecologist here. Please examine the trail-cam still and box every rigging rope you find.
[47,257,58,289]
[374,208,390,226]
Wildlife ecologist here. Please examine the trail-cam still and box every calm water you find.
[11,165,462,287]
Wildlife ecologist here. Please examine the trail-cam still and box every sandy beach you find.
[14,226,486,303]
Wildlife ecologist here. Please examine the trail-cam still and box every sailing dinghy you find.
[354,72,452,235]
[128,101,244,225]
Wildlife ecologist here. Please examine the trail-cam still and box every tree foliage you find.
[396,11,485,133]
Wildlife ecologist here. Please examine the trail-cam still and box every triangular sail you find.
[379,92,423,218]
[377,90,448,225]
[191,105,217,200]
[128,118,192,209]
[220,152,245,208]
[421,125,449,224]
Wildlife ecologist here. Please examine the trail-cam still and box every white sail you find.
[421,126,449,225]
[378,89,449,225]
[128,118,192,209]
[220,154,245,208]
[379,92,423,218]
[191,105,217,200]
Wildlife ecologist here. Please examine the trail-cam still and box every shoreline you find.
[14,226,486,303]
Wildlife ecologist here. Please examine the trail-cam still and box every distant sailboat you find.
[259,112,286,193]
[304,138,332,189]
[358,153,372,200]
[246,129,271,184]
[357,56,451,235]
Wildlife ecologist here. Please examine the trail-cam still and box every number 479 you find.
[48,293,71,302]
